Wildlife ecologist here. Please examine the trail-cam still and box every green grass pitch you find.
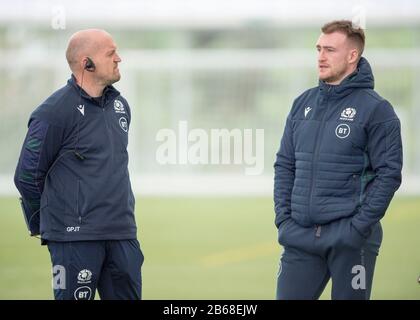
[0,196,419,299]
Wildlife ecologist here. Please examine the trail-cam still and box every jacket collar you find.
[318,57,374,98]
[68,74,121,106]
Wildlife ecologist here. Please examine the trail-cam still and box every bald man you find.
[14,29,144,300]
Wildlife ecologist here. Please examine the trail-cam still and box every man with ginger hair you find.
[273,20,402,299]
[15,29,144,300]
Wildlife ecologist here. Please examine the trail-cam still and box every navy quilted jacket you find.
[14,75,137,242]
[274,57,402,238]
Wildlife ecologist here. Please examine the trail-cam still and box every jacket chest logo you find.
[335,124,350,139]
[304,106,312,118]
[340,107,357,121]
[77,104,85,116]
[114,99,126,114]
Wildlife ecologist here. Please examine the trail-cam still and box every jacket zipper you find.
[308,88,331,223]
[101,98,114,156]
[352,174,359,203]
[77,179,81,224]
[315,225,321,237]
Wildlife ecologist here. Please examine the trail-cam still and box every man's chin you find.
[319,74,338,84]
[318,73,331,82]
[107,75,121,85]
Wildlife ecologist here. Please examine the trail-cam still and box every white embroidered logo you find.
[304,106,312,118]
[340,107,357,121]
[74,286,92,300]
[77,104,85,116]
[77,269,92,284]
[335,124,351,139]
[119,117,128,132]
[114,99,126,114]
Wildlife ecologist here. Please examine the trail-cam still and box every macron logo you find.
[77,105,85,116]
[304,106,312,118]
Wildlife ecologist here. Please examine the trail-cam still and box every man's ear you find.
[348,48,359,64]
[79,59,87,71]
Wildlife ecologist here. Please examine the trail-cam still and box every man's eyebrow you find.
[316,45,336,50]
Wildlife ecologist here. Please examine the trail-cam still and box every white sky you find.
[0,0,419,28]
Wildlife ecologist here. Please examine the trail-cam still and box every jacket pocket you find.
[278,218,313,251]
[277,218,292,245]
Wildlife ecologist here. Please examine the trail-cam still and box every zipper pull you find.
[315,225,321,238]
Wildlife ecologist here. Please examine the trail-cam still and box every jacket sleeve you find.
[351,100,403,237]
[14,117,63,219]
[273,113,296,228]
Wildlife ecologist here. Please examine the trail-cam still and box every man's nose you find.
[115,53,122,63]
[318,50,326,62]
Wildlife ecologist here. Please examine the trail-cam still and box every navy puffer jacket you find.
[274,57,402,238]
